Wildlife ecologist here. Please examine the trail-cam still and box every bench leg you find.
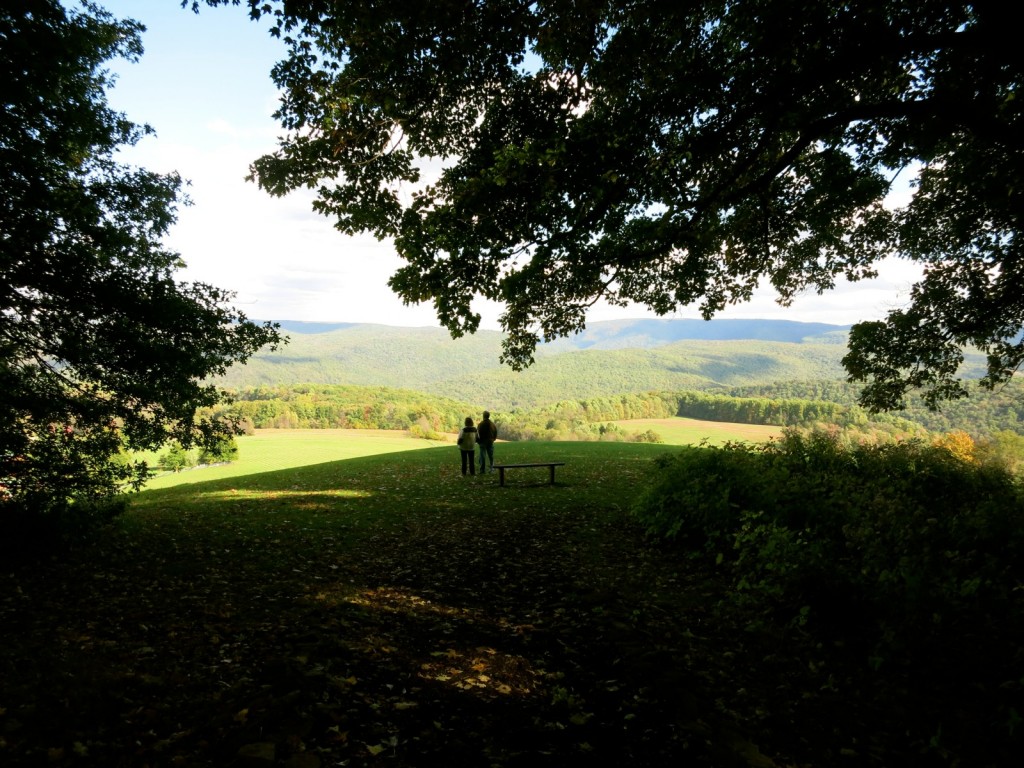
[549,465,555,484]
[498,467,506,487]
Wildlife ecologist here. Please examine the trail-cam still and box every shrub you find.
[408,424,445,441]
[198,434,239,464]
[634,430,1024,759]
[158,441,194,472]
[631,429,664,443]
[632,441,787,547]
[633,428,1024,663]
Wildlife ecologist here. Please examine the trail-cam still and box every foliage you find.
[634,430,1024,760]
[213,384,477,432]
[976,429,1024,474]
[632,429,663,444]
[214,321,860,405]
[632,442,781,546]
[215,322,1010,433]
[157,435,243,472]
[0,1,281,534]
[158,442,194,473]
[728,378,1024,438]
[197,434,239,464]
[195,0,1021,410]
[486,389,926,443]
[208,382,937,446]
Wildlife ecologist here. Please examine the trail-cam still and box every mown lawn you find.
[612,416,782,445]
[142,429,449,490]
[143,419,779,492]
[0,437,989,767]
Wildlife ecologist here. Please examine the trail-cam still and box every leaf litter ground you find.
[0,445,976,766]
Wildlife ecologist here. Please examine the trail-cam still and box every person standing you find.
[457,417,478,476]
[477,410,497,474]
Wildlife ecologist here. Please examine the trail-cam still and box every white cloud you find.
[206,117,246,139]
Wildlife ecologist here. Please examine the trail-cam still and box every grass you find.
[133,440,662,520]
[613,416,782,445]
[142,429,449,490]
[10,440,729,767]
[2,432,986,766]
[143,419,777,492]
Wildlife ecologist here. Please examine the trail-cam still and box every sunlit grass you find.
[201,488,373,500]
[127,441,672,550]
[140,422,770,493]
[614,416,782,445]
[142,428,448,490]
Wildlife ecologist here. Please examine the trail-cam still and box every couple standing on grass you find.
[457,411,498,476]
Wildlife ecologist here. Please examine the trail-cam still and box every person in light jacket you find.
[456,417,478,476]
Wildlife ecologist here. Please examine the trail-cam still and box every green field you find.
[4,433,1012,766]
[143,429,449,490]
[145,419,777,491]
[613,416,782,445]
[10,441,698,767]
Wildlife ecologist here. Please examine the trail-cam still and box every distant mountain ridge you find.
[541,318,850,350]
[265,317,850,348]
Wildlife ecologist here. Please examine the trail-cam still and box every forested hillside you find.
[216,325,503,391]
[220,320,992,412]
[724,379,1024,435]
[209,384,937,445]
[435,341,852,409]
[540,317,849,350]
[220,320,862,409]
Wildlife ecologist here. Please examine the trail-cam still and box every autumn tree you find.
[193,1,1020,410]
[1,1,280,529]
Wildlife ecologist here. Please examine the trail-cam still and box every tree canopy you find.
[194,0,1020,410]
[1,1,280,521]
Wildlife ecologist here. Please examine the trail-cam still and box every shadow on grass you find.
[3,443,733,767]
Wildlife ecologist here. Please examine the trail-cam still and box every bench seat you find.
[492,462,566,487]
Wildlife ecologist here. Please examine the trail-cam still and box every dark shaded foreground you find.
[0,496,974,767]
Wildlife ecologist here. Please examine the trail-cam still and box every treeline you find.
[211,385,474,437]
[208,386,671,443]
[721,379,1024,435]
[497,393,677,442]
[207,381,1021,443]
[497,389,921,441]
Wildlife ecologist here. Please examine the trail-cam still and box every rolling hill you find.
[217,319,858,409]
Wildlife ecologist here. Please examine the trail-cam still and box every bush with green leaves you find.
[158,442,195,473]
[198,434,239,464]
[635,430,1024,757]
[634,428,1024,656]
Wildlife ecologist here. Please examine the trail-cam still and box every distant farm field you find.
[613,416,783,445]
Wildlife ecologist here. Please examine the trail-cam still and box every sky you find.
[95,0,922,331]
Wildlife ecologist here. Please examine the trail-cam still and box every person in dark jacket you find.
[457,417,478,476]
[477,410,497,474]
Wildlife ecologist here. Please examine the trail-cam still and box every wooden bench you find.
[492,462,566,487]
